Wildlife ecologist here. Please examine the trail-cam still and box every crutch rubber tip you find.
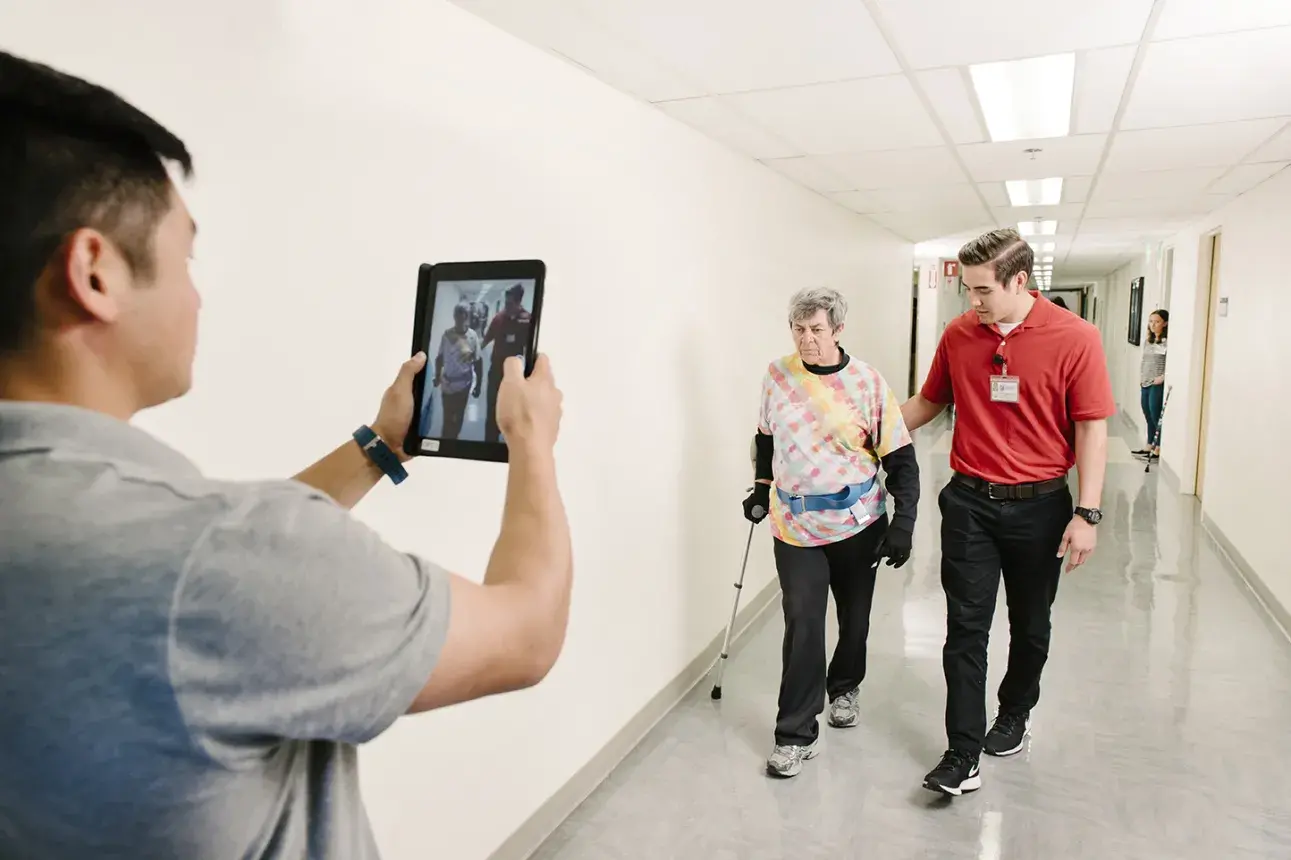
[710,686,722,700]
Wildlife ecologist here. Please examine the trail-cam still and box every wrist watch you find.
[353,425,408,486]
[1074,506,1103,525]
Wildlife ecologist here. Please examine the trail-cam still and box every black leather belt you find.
[951,472,1068,501]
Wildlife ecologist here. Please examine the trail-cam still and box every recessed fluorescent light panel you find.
[1006,177,1064,207]
[1019,220,1059,236]
[970,53,1076,142]
[1042,256,1055,263]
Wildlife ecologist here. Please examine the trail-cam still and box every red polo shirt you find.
[921,292,1115,484]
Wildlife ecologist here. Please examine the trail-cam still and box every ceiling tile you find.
[916,68,986,145]
[579,0,899,96]
[1078,217,1193,237]
[872,0,1154,70]
[1246,121,1291,162]
[1082,195,1231,219]
[1209,161,1290,195]
[1153,0,1291,41]
[818,146,964,190]
[454,0,704,101]
[760,156,854,193]
[832,184,989,215]
[867,211,997,243]
[1121,28,1291,129]
[1063,176,1095,203]
[1074,45,1136,134]
[994,203,1087,223]
[1104,119,1286,171]
[656,98,800,159]
[725,75,944,155]
[976,183,1011,208]
[1092,167,1228,200]
[957,135,1107,182]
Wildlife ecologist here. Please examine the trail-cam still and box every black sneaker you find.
[983,711,1031,757]
[922,749,982,796]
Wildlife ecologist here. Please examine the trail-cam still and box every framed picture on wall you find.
[1127,277,1144,346]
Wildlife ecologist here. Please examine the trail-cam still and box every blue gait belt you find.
[776,476,877,515]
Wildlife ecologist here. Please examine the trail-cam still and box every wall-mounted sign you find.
[943,260,960,278]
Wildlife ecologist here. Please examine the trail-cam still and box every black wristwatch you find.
[1074,506,1103,526]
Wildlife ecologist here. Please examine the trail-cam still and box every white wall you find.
[0,2,913,858]
[1094,165,1291,620]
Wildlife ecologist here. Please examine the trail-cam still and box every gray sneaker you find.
[828,687,860,728]
[766,739,819,778]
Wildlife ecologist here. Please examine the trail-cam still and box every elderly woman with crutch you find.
[735,287,922,778]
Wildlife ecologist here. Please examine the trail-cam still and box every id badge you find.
[990,375,1020,403]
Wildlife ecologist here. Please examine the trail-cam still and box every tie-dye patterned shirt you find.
[758,351,913,548]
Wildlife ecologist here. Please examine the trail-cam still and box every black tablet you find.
[405,260,546,462]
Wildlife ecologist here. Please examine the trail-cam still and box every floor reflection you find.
[530,424,1291,860]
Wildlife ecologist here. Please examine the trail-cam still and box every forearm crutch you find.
[1145,385,1172,474]
[710,498,764,701]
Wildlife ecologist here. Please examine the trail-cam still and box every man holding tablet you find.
[0,50,572,860]
[744,287,920,778]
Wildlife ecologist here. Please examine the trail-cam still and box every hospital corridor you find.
[1,1,1290,860]
[530,422,1291,859]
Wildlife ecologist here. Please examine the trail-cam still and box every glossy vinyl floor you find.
[531,424,1291,860]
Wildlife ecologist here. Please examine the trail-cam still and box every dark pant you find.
[485,370,503,443]
[441,389,469,440]
[938,478,1072,755]
[772,516,887,746]
[1140,383,1164,447]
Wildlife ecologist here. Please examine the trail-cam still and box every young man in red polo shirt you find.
[902,228,1114,797]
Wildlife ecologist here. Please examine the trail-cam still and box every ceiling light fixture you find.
[969,52,1076,142]
[1042,256,1055,263]
[1019,219,1059,236]
[1006,177,1064,207]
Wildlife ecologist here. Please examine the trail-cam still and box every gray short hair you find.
[788,287,847,330]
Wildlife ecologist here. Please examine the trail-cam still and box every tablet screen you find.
[417,277,537,445]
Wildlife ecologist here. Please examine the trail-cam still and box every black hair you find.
[0,50,193,354]
[1050,296,1069,309]
[506,283,525,301]
[1147,308,1169,344]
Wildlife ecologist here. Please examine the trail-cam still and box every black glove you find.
[743,483,770,524]
[876,523,912,568]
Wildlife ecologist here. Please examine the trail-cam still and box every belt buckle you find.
[789,494,805,514]
[987,483,1008,501]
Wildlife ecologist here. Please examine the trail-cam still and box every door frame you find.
[1190,230,1222,500]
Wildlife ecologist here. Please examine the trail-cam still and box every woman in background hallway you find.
[1134,310,1168,461]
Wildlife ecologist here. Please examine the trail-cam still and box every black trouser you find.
[485,369,503,443]
[938,477,1072,755]
[441,389,469,440]
[772,516,887,746]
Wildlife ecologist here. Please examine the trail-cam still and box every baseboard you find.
[1201,514,1291,644]
[485,576,783,860]
[1158,458,1181,492]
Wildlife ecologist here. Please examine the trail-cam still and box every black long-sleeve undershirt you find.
[879,443,920,534]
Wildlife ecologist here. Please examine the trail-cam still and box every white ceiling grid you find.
[452,0,1291,279]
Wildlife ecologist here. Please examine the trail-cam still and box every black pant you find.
[938,477,1072,755]
[441,389,469,440]
[484,370,502,443]
[772,516,887,746]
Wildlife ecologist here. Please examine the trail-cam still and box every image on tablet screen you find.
[418,278,536,444]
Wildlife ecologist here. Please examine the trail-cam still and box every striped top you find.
[1140,338,1167,386]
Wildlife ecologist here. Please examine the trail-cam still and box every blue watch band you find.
[353,425,409,486]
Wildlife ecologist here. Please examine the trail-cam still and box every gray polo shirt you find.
[0,401,452,859]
